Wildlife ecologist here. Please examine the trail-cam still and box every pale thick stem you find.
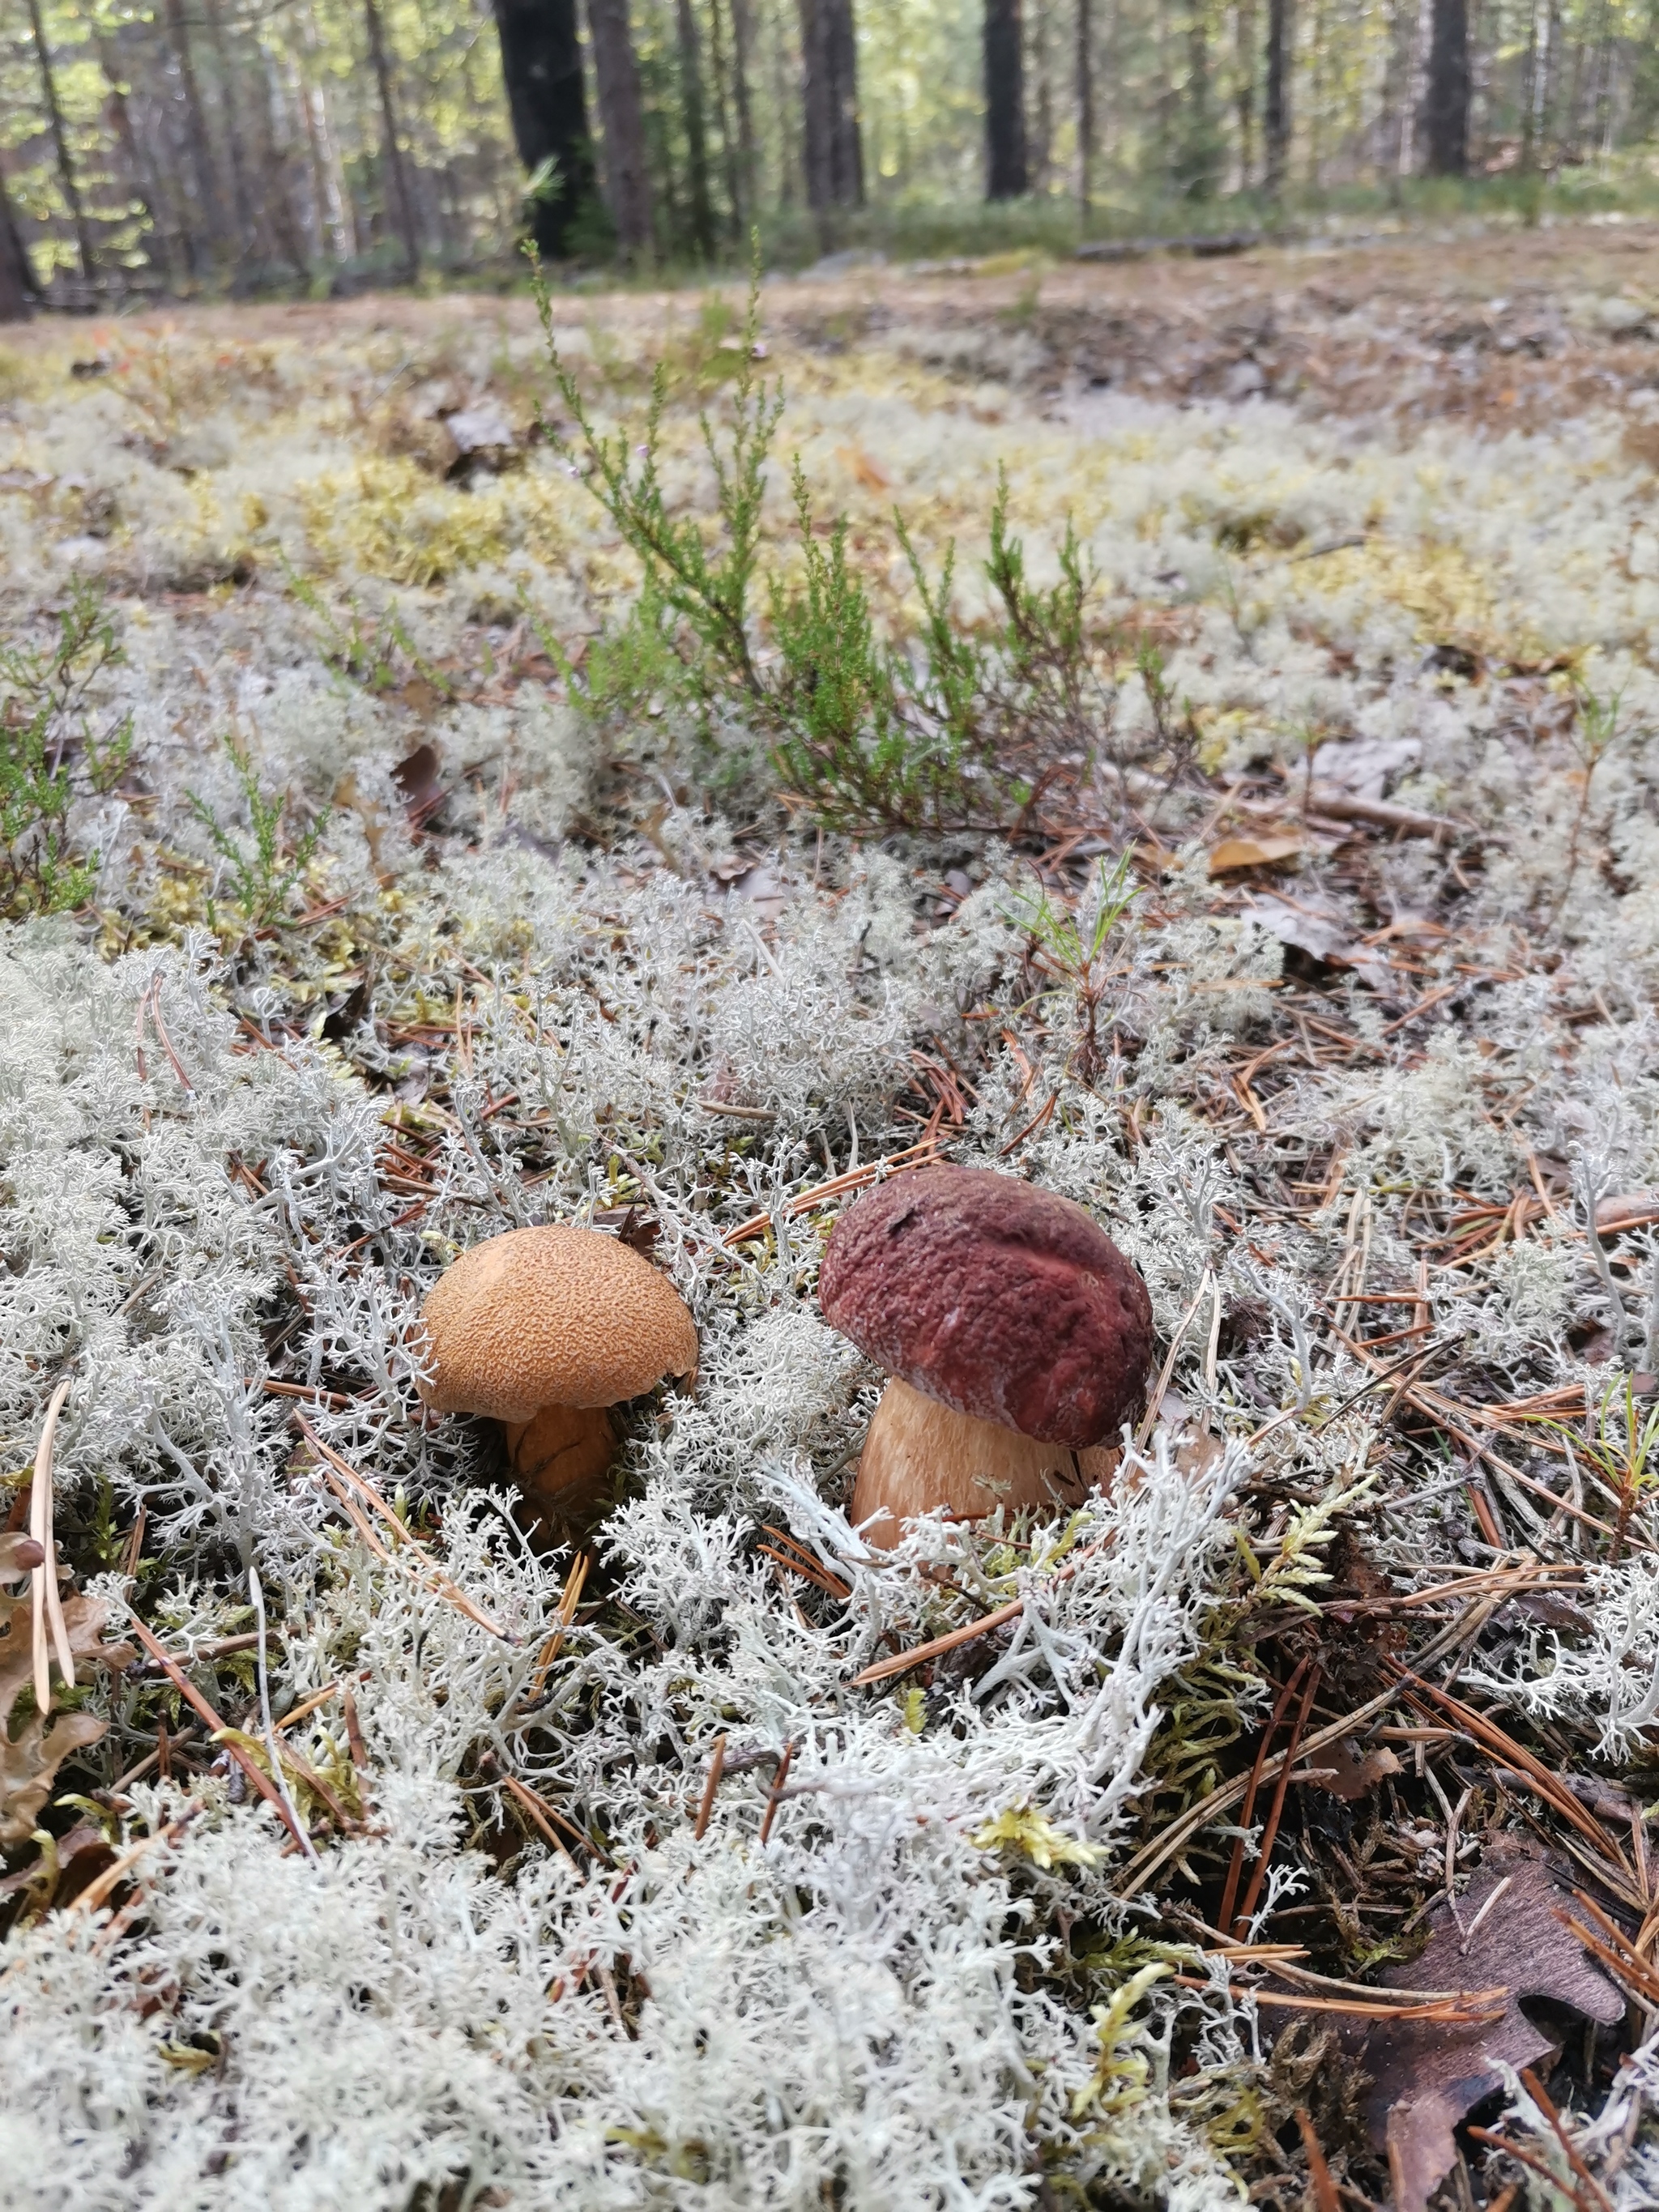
[850,1377,1118,1550]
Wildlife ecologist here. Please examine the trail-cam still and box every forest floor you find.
[3,222,1659,2210]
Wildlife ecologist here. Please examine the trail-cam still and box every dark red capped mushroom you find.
[820,1164,1154,1546]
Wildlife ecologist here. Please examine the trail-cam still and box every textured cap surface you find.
[819,1165,1153,1446]
[419,1225,697,1421]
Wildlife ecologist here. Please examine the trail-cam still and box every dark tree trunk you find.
[1423,0,1470,171]
[203,0,258,267]
[1265,0,1291,191]
[729,0,759,228]
[1235,0,1256,185]
[674,0,715,258]
[985,0,1028,198]
[493,0,595,259]
[365,0,420,272]
[586,0,653,253]
[1077,0,1094,211]
[162,0,220,275]
[99,37,170,279]
[0,164,34,321]
[24,0,95,280]
[708,0,744,232]
[799,0,862,219]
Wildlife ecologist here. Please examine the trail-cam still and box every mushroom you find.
[418,1225,697,1522]
[818,1165,1154,1547]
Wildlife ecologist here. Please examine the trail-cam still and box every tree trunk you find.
[729,0,759,229]
[0,164,34,321]
[1077,0,1094,212]
[365,0,420,272]
[203,0,258,270]
[24,0,94,280]
[163,0,222,275]
[98,36,170,280]
[985,0,1029,197]
[493,0,595,260]
[707,0,745,232]
[799,0,862,219]
[1234,0,1256,185]
[674,0,715,258]
[1423,0,1469,171]
[586,0,653,253]
[1265,0,1291,193]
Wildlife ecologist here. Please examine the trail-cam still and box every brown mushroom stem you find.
[503,1404,617,1521]
[849,1378,1120,1550]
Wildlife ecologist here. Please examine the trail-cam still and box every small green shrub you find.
[0,577,133,917]
[187,735,327,931]
[531,242,1154,831]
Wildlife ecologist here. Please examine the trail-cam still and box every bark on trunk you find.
[708,0,744,232]
[365,0,420,273]
[984,0,1029,198]
[1234,0,1256,185]
[1423,0,1470,172]
[1265,0,1291,192]
[0,164,34,322]
[163,0,221,275]
[203,0,258,268]
[799,0,862,216]
[24,0,95,280]
[674,0,715,258]
[493,0,595,260]
[586,0,653,253]
[1077,0,1094,212]
[729,0,759,228]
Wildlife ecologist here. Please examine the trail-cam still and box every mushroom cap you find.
[419,1225,697,1422]
[819,1165,1153,1447]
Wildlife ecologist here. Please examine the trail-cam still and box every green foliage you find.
[0,577,132,918]
[187,735,327,932]
[531,241,780,695]
[1005,850,1139,1081]
[531,253,1130,832]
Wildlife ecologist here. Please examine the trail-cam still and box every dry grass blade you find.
[28,1379,74,1714]
[295,1414,512,1641]
[720,1138,941,1248]
[850,1596,1024,1686]
[1171,1975,1506,2023]
[124,1615,312,1852]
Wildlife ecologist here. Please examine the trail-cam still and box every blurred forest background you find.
[2,0,1658,312]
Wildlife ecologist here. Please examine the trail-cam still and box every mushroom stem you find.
[849,1378,1119,1550]
[504,1404,617,1523]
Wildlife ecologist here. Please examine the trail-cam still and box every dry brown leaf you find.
[836,445,892,492]
[0,1588,134,1846]
[1357,1835,1622,2212]
[1314,1736,1403,1802]
[1209,833,1307,874]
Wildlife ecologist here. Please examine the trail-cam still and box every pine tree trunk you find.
[729,0,759,228]
[1077,0,1094,213]
[98,36,171,280]
[1234,0,1256,185]
[0,164,34,321]
[985,0,1029,197]
[1423,0,1469,171]
[1265,0,1291,193]
[586,0,653,254]
[365,0,420,272]
[675,0,715,258]
[708,0,745,232]
[202,0,258,270]
[24,0,95,281]
[799,0,862,223]
[163,0,222,275]
[493,0,595,260]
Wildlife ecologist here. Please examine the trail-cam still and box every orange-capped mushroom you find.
[419,1224,697,1521]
